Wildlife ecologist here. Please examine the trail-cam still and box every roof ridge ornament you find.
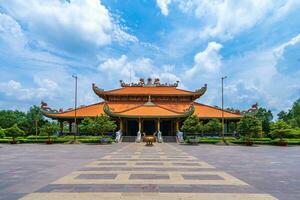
[144,95,155,106]
[119,78,179,87]
[195,84,207,95]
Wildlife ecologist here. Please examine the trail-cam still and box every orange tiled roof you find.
[194,102,241,118]
[105,87,195,95]
[43,102,105,119]
[42,101,241,119]
[104,102,194,118]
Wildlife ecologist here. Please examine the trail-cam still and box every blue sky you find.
[0,0,299,116]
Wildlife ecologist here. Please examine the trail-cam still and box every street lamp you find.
[221,76,227,143]
[72,74,78,142]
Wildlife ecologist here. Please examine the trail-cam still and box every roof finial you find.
[144,95,155,106]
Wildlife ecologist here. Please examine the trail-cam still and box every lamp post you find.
[221,76,227,143]
[72,75,78,142]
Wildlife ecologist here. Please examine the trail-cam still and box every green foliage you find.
[253,107,273,134]
[5,124,25,142]
[270,121,291,140]
[0,128,5,138]
[0,110,28,130]
[181,115,203,134]
[40,122,59,140]
[228,122,238,133]
[26,105,47,135]
[277,98,300,128]
[203,118,222,134]
[78,118,94,134]
[79,115,117,136]
[237,115,262,141]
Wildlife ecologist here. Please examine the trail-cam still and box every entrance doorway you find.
[126,120,138,136]
[143,120,156,135]
[161,120,173,136]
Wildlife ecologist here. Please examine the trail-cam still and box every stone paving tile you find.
[79,166,216,171]
[129,174,170,180]
[76,174,117,179]
[182,174,224,180]
[97,162,127,166]
[20,143,278,200]
[135,162,164,165]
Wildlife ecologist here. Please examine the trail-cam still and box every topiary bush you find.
[5,124,25,144]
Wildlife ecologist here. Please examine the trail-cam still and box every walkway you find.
[20,143,277,200]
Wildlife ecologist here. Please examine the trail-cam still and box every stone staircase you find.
[121,136,136,142]
[162,136,177,143]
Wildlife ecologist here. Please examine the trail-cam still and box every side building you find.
[41,78,241,142]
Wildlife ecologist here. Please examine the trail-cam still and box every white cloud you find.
[185,42,222,79]
[98,55,181,88]
[156,0,172,16]
[177,0,274,40]
[0,13,27,52]
[1,0,137,53]
[210,43,298,113]
[273,33,300,58]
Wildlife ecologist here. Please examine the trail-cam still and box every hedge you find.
[0,136,114,144]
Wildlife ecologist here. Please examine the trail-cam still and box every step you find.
[162,136,177,143]
[121,136,136,142]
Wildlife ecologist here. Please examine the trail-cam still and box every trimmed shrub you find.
[5,124,25,143]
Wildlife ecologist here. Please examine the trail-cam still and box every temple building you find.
[41,78,241,142]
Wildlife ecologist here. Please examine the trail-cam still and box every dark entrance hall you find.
[161,120,173,136]
[143,120,156,135]
[126,120,138,136]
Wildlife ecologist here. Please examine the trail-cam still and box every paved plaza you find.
[0,143,299,200]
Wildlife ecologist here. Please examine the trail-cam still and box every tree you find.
[278,111,290,122]
[253,108,273,135]
[277,98,300,128]
[181,115,203,134]
[0,110,27,131]
[79,115,116,136]
[5,124,25,144]
[237,115,262,143]
[228,122,238,133]
[290,99,300,128]
[203,118,222,135]
[40,122,59,143]
[0,128,5,138]
[270,121,291,142]
[26,105,47,135]
[78,118,94,135]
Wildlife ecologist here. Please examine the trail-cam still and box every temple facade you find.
[41,78,241,142]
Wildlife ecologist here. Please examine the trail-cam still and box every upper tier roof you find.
[100,86,196,95]
[92,83,207,101]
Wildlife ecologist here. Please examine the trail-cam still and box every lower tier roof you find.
[42,101,241,120]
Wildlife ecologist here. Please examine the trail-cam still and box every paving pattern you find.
[20,143,277,200]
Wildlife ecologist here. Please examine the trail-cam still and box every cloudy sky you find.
[0,0,299,115]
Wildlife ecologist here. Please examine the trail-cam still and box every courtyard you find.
[0,143,299,200]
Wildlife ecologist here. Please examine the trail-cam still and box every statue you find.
[138,78,145,86]
[154,78,160,85]
[40,101,59,113]
[40,101,48,109]
[147,78,152,85]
